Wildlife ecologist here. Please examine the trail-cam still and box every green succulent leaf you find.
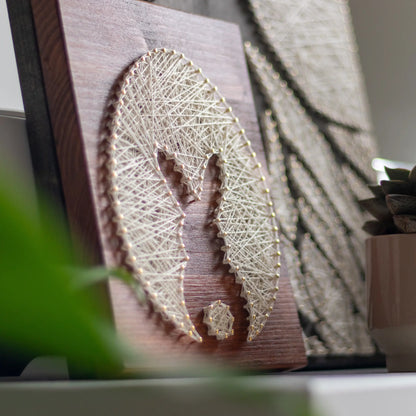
[380,180,415,196]
[385,166,410,181]
[410,166,416,184]
[361,164,416,235]
[367,184,384,198]
[362,220,397,236]
[393,215,416,233]
[73,266,146,304]
[359,197,392,222]
[386,194,416,216]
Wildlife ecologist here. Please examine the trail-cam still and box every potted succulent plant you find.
[360,165,416,371]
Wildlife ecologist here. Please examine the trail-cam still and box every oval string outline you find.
[104,48,281,342]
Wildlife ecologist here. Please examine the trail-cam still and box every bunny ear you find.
[105,49,280,342]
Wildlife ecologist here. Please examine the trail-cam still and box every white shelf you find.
[2,372,416,416]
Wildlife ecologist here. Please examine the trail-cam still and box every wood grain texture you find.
[30,0,306,371]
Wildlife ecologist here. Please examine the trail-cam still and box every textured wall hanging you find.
[300,234,374,356]
[261,108,373,356]
[260,112,298,242]
[328,125,378,182]
[297,198,365,315]
[341,163,373,203]
[248,0,372,131]
[245,40,377,359]
[16,0,306,371]
[246,46,366,238]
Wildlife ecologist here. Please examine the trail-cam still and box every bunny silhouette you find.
[106,49,280,342]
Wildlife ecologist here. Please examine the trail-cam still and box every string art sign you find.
[24,0,306,369]
[105,49,281,343]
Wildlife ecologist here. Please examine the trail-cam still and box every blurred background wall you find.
[0,0,34,196]
[350,0,416,164]
[0,0,23,114]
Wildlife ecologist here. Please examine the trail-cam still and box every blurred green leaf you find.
[73,266,146,304]
[0,172,130,378]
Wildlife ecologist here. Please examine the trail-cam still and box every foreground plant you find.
[0,171,135,378]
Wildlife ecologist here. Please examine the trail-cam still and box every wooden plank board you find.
[28,0,306,371]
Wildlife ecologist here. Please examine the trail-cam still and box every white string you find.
[245,45,365,236]
[297,197,366,316]
[341,163,373,203]
[203,300,234,340]
[261,112,298,241]
[279,234,317,326]
[249,0,373,131]
[301,233,375,355]
[303,333,329,356]
[246,50,375,355]
[105,49,281,342]
[328,125,378,182]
